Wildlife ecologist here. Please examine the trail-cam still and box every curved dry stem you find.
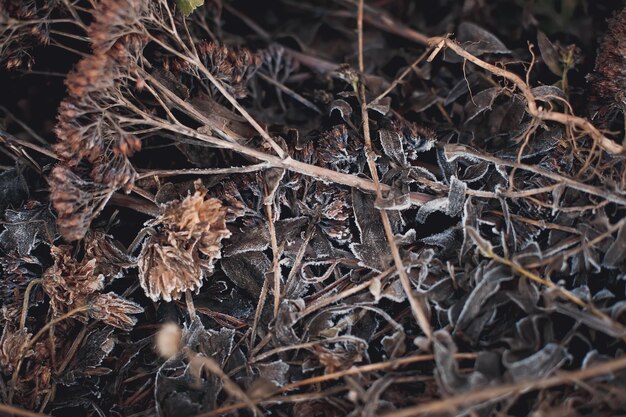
[428,36,624,155]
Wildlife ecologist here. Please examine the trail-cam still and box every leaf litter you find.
[1,1,626,416]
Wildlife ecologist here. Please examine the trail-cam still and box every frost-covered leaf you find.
[458,22,510,56]
[350,189,392,272]
[464,87,502,123]
[0,203,55,256]
[503,343,570,381]
[537,31,562,76]
[221,251,270,297]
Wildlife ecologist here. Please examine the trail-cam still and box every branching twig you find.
[380,353,626,417]
[428,37,624,155]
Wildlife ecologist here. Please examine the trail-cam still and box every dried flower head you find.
[138,181,231,302]
[49,165,116,241]
[0,327,31,373]
[42,245,142,330]
[155,322,182,358]
[168,41,261,98]
[43,245,105,321]
[315,125,363,173]
[89,293,143,331]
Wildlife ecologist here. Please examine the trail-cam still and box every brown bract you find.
[42,245,142,330]
[89,292,143,331]
[138,181,231,302]
[43,245,105,321]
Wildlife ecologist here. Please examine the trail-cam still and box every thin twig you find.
[0,403,51,417]
[445,144,626,206]
[357,0,432,341]
[429,37,623,155]
[380,354,626,417]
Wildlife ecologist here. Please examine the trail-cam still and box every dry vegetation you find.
[1,0,626,416]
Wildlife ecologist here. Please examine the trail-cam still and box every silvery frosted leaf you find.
[381,329,406,358]
[603,222,626,268]
[455,265,513,335]
[255,360,290,386]
[445,72,482,105]
[531,85,567,102]
[438,147,458,183]
[555,304,626,338]
[433,331,470,393]
[350,189,391,272]
[381,279,405,302]
[379,128,406,166]
[422,227,462,248]
[415,197,447,223]
[464,87,502,123]
[221,251,271,297]
[537,31,562,76]
[329,99,352,121]
[367,96,391,114]
[446,176,466,216]
[0,168,28,213]
[58,328,115,385]
[0,203,55,256]
[224,223,270,256]
[461,161,490,183]
[503,343,570,381]
[458,22,511,55]
[496,128,561,160]
[427,278,455,304]
[466,226,493,257]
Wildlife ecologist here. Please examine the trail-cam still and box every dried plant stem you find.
[249,267,271,350]
[135,163,270,179]
[250,335,369,364]
[145,119,435,206]
[526,217,626,269]
[197,352,476,417]
[469,229,626,339]
[429,37,623,155]
[0,403,50,417]
[185,349,264,417]
[9,306,89,404]
[19,279,42,332]
[381,353,626,417]
[264,201,281,318]
[146,34,286,159]
[446,144,626,206]
[185,289,197,321]
[357,0,432,341]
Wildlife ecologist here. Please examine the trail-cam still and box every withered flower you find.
[0,326,31,373]
[138,181,231,302]
[155,322,183,358]
[315,125,363,174]
[89,293,143,331]
[49,165,116,242]
[168,41,261,98]
[42,245,142,330]
[43,245,104,321]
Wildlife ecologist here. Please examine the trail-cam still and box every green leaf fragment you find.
[177,0,204,16]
